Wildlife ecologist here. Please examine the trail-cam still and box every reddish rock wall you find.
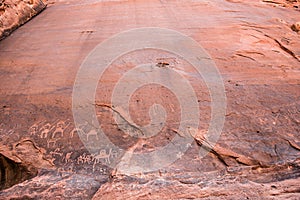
[0,0,299,199]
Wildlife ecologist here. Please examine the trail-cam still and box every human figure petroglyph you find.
[85,154,93,164]
[64,152,73,163]
[88,154,94,164]
[76,153,93,165]
[52,120,70,139]
[77,153,89,164]
[77,154,84,164]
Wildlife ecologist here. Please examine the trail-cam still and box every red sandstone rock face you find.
[0,0,299,199]
[0,0,46,40]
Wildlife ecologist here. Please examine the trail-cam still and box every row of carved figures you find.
[28,120,100,141]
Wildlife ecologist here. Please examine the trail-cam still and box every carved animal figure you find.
[50,148,63,157]
[29,124,39,135]
[93,149,112,164]
[69,126,85,138]
[40,123,53,138]
[52,121,70,138]
[86,129,99,141]
[69,128,77,138]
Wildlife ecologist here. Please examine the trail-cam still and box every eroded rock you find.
[291,22,300,32]
[0,0,46,40]
[0,153,36,190]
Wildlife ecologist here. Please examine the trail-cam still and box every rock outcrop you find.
[292,22,300,32]
[0,0,299,199]
[0,0,46,40]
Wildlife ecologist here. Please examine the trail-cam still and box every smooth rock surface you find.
[0,0,299,199]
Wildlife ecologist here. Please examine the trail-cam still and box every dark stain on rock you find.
[0,154,37,190]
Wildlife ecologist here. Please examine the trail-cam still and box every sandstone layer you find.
[0,0,46,40]
[0,0,299,199]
